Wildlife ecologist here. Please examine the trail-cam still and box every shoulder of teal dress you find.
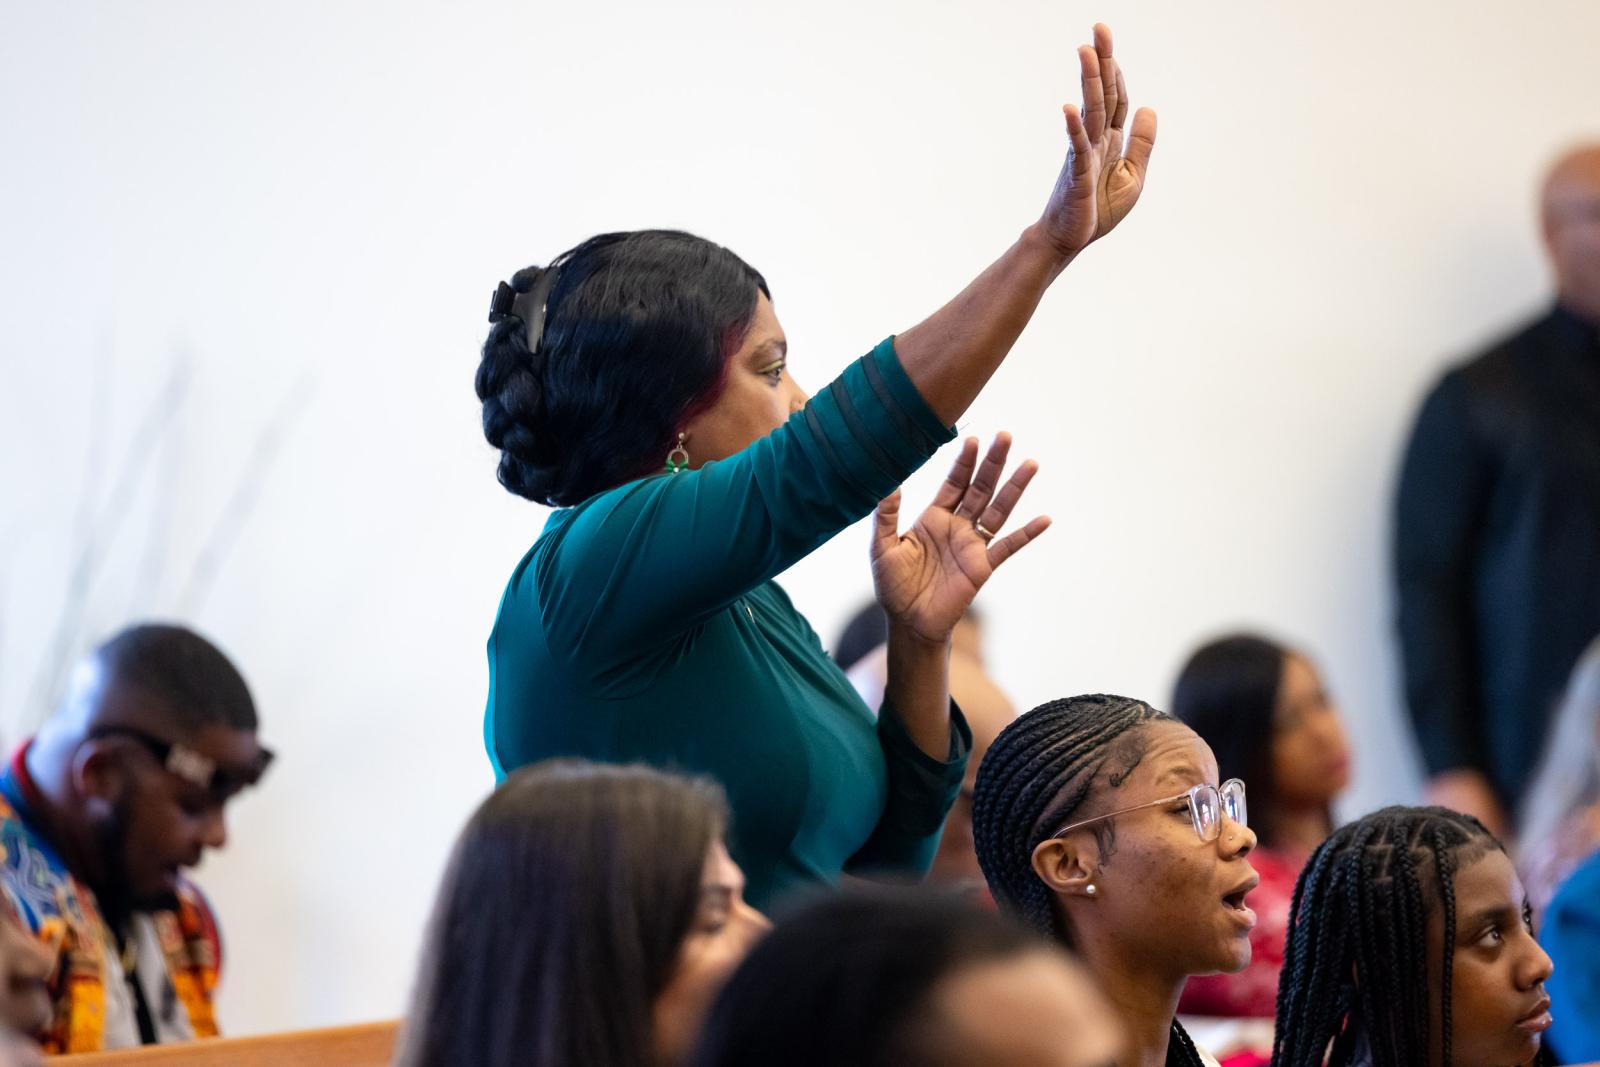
[521,338,956,671]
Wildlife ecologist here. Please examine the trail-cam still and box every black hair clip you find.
[488,280,517,324]
[487,268,560,354]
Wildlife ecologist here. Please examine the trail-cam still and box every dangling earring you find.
[665,432,690,474]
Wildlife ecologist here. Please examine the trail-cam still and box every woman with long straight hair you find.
[395,760,768,1067]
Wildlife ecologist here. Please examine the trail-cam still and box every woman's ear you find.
[1032,832,1100,899]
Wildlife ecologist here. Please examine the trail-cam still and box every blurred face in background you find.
[651,840,770,1066]
[1270,653,1351,812]
[1543,146,1600,323]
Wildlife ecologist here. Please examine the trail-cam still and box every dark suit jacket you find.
[1395,304,1600,811]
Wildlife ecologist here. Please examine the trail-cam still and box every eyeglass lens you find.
[1191,781,1248,841]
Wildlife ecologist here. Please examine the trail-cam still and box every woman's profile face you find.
[651,840,771,1067]
[1046,721,1260,980]
[680,292,808,465]
[1269,652,1351,810]
[1424,848,1553,1067]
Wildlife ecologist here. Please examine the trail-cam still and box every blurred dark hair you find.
[1170,633,1293,848]
[395,760,728,1067]
[691,887,1043,1067]
[94,623,256,732]
[834,603,889,672]
[833,603,983,673]
[477,229,770,507]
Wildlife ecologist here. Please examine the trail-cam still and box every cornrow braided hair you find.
[1271,805,1504,1067]
[971,693,1208,1067]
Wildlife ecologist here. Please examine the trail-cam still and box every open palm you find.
[872,435,1050,644]
[1039,23,1158,257]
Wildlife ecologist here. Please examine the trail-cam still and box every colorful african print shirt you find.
[0,745,221,1053]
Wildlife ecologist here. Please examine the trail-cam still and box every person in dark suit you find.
[1395,144,1600,837]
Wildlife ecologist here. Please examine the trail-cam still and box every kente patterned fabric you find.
[0,749,220,1053]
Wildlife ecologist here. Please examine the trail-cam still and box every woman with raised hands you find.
[475,24,1157,908]
[973,694,1260,1067]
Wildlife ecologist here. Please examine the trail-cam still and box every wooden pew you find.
[51,1020,399,1067]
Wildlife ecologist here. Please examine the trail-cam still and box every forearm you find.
[884,623,953,759]
[894,224,1075,425]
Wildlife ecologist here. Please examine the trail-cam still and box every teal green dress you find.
[484,337,969,908]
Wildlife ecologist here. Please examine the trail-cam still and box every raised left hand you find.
[871,434,1051,644]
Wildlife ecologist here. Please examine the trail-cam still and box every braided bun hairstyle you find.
[1272,805,1502,1067]
[971,693,1211,1067]
[476,230,769,507]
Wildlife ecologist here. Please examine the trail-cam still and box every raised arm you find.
[896,22,1157,424]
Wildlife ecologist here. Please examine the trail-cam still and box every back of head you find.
[73,623,256,734]
[971,694,1173,941]
[396,760,727,1067]
[1273,805,1498,1067]
[1171,634,1285,845]
[691,887,1044,1067]
[834,602,890,673]
[477,230,769,506]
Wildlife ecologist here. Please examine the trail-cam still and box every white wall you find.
[2,0,1597,1035]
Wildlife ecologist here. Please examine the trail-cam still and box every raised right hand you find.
[1037,23,1157,258]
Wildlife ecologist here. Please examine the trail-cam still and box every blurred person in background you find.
[0,624,269,1053]
[1168,633,1350,1042]
[691,887,1121,1067]
[1395,144,1600,838]
[1539,840,1600,1061]
[839,603,1017,897]
[395,760,769,1067]
[1518,634,1600,921]
[0,916,47,1067]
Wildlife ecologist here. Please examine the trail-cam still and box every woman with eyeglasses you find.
[1168,634,1351,1053]
[973,694,1257,1067]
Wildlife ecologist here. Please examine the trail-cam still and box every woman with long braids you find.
[972,694,1260,1067]
[475,25,1157,908]
[1272,806,1555,1067]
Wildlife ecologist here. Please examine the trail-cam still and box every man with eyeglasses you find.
[0,624,271,1053]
